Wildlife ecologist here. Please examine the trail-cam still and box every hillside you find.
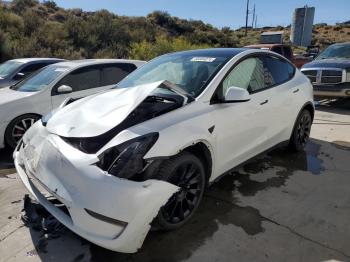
[1,0,350,61]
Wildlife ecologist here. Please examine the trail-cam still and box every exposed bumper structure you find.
[14,123,178,253]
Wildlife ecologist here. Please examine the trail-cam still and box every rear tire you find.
[289,110,312,151]
[5,114,41,148]
[152,152,206,230]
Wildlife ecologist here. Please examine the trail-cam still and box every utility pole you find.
[251,4,255,28]
[245,0,249,36]
[255,15,257,28]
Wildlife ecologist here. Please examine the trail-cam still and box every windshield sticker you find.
[191,57,216,62]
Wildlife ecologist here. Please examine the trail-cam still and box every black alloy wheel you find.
[289,110,312,151]
[154,152,206,230]
[5,114,41,148]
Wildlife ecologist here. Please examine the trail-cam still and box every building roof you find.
[261,31,284,36]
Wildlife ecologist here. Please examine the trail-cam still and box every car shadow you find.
[0,147,15,177]
[315,98,350,116]
[19,137,349,262]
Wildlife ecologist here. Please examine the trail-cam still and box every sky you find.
[52,0,350,29]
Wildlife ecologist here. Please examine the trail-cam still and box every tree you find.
[43,0,57,10]
[11,0,38,13]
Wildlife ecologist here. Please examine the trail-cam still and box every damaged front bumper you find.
[14,122,178,253]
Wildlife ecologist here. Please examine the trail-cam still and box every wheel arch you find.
[289,101,315,140]
[302,102,315,121]
[182,141,213,183]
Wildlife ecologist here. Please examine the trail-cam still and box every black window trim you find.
[210,52,296,104]
[51,63,137,96]
[261,53,296,89]
[51,65,102,96]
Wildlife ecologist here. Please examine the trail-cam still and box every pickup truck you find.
[245,44,312,68]
[301,42,350,98]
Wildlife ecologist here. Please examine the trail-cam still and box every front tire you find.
[5,114,41,148]
[153,152,206,230]
[289,110,312,151]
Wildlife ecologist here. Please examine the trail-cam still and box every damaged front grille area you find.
[25,169,72,219]
[62,94,182,154]
[47,196,71,218]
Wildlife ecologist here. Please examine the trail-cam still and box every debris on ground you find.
[21,194,66,254]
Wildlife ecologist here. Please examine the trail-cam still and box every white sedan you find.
[14,48,314,253]
[0,59,145,148]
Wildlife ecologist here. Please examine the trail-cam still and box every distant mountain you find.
[337,20,350,25]
[0,1,11,6]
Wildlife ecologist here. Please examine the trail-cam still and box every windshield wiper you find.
[159,80,195,104]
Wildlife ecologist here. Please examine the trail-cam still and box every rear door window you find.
[101,63,135,86]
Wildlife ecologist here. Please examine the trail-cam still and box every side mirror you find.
[224,86,250,103]
[13,72,25,80]
[56,85,73,94]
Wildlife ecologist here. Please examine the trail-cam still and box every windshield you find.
[11,65,69,92]
[316,43,350,60]
[117,53,230,97]
[0,61,23,78]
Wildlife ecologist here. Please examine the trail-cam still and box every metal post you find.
[255,15,257,28]
[245,0,249,36]
[252,4,255,28]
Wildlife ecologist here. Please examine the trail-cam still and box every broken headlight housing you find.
[96,133,159,179]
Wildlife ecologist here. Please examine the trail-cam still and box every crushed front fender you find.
[14,125,179,253]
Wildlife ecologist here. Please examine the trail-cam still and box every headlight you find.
[96,133,159,179]
[346,69,350,82]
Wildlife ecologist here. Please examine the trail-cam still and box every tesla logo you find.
[316,70,322,84]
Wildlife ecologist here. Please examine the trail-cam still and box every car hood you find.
[0,78,12,89]
[302,59,350,70]
[46,81,166,138]
[0,87,35,105]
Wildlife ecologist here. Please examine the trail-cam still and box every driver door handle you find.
[260,100,268,105]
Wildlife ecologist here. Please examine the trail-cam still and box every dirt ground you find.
[0,99,349,262]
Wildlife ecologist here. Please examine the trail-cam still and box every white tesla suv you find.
[14,48,314,253]
[0,59,145,148]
